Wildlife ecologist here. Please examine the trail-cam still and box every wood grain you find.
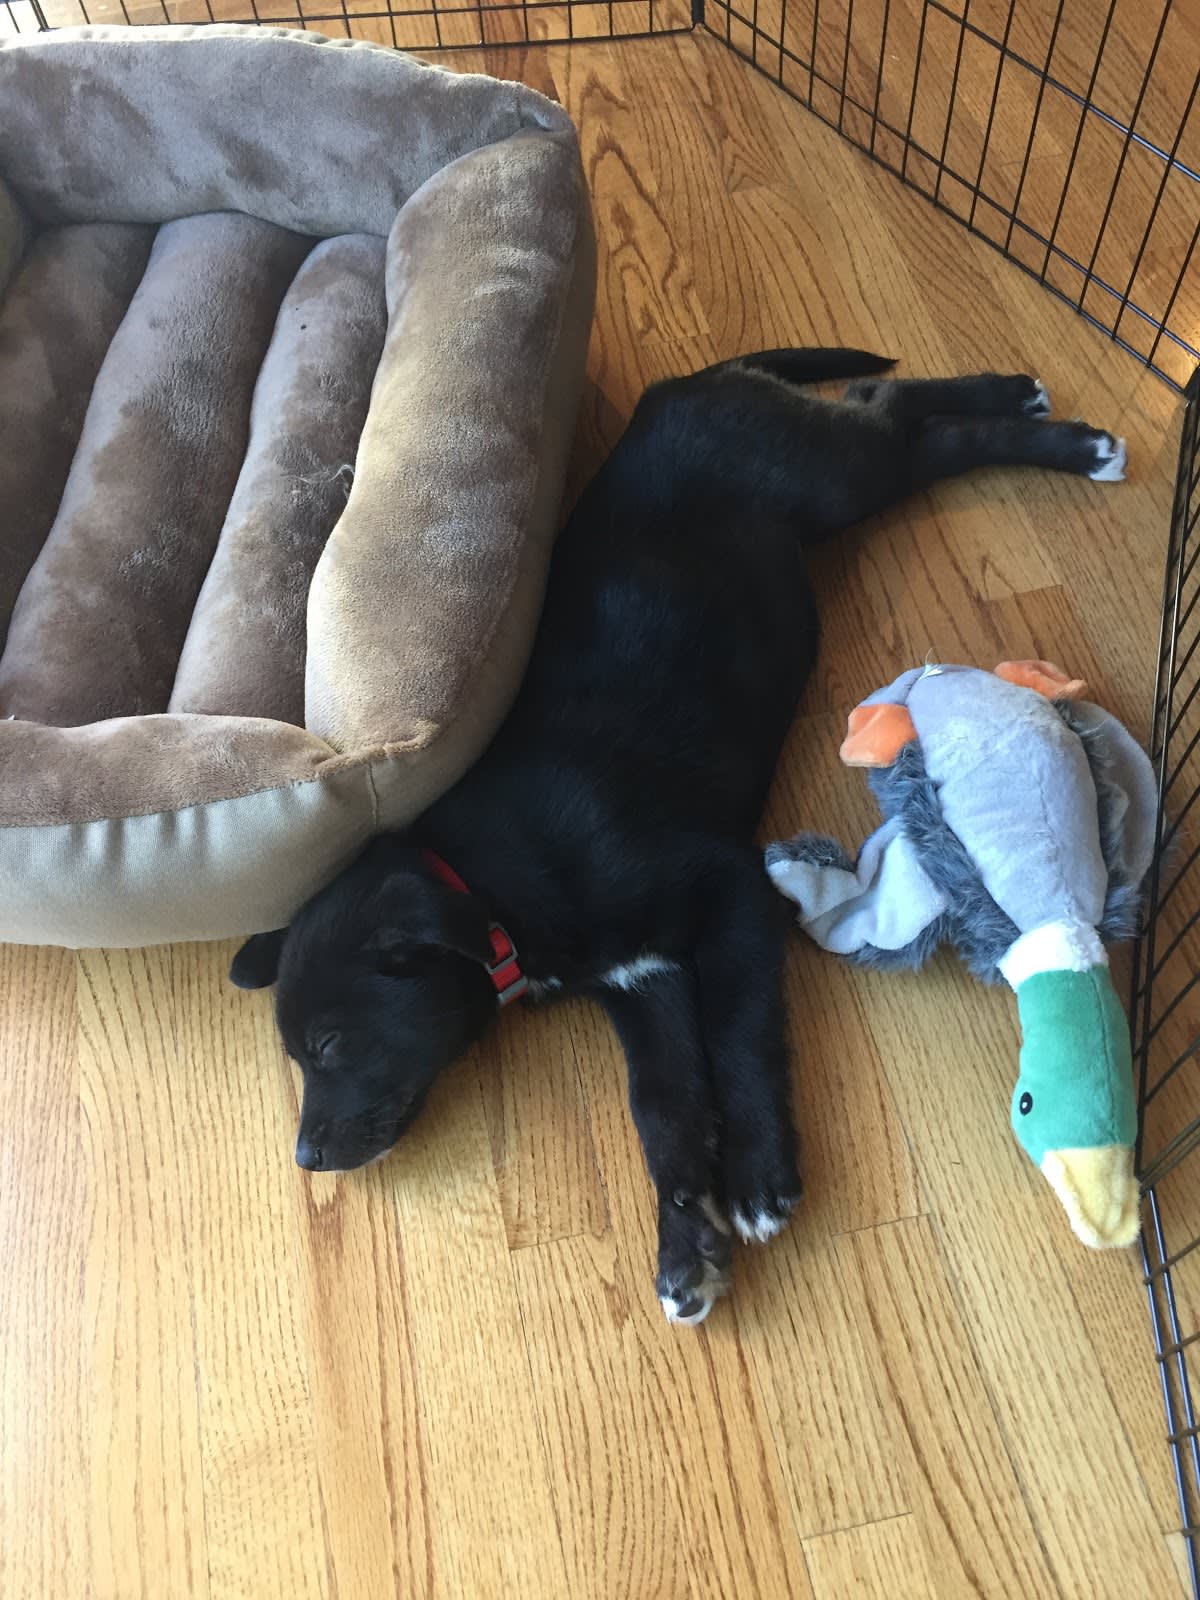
[0,31,1191,1599]
[803,1514,934,1599]
[836,1217,1059,1597]
[0,947,85,1598]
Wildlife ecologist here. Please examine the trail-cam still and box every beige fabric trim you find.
[370,188,597,826]
[0,714,337,829]
[0,763,377,947]
[0,26,572,237]
[0,727,548,946]
[304,129,592,754]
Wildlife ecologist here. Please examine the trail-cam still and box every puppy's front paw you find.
[656,1191,732,1326]
[1088,432,1127,482]
[729,1190,803,1244]
[724,1133,802,1246]
[725,1146,803,1245]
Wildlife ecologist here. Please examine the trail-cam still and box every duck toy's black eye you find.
[1018,1092,1033,1116]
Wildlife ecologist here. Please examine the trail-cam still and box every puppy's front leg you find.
[601,966,732,1325]
[696,849,803,1245]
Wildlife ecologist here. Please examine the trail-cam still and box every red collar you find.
[422,850,528,1006]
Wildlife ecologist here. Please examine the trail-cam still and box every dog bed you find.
[0,25,594,947]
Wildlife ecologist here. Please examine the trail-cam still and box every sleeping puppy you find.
[232,350,1126,1323]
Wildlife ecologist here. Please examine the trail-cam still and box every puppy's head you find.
[231,838,498,1172]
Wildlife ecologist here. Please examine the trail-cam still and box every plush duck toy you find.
[766,660,1159,1250]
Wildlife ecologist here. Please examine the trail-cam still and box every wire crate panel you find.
[1136,366,1200,1598]
[2,0,693,51]
[703,0,1200,389]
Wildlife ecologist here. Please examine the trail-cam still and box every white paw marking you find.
[1089,434,1127,482]
[1025,379,1051,416]
[730,1200,799,1244]
[660,1258,729,1327]
[602,953,679,991]
[661,1293,713,1327]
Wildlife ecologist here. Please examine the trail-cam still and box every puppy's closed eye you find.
[311,1031,341,1065]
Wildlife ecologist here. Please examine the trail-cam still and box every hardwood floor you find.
[1,32,1192,1599]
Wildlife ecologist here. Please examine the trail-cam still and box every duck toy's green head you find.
[767,659,1157,1250]
[1002,925,1139,1248]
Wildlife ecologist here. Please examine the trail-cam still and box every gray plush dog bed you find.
[0,25,593,947]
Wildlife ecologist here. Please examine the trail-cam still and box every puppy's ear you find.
[230,929,287,990]
[366,878,493,966]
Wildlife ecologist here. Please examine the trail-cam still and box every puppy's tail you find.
[728,347,896,385]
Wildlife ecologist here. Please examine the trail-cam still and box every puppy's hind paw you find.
[1088,433,1127,482]
[1023,379,1052,417]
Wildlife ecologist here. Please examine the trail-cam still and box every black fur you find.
[233,351,1123,1318]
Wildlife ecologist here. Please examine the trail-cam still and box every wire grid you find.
[702,0,1200,390]
[1,0,694,53]
[1135,365,1200,1598]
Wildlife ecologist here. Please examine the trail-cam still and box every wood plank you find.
[312,1049,570,1598]
[513,1226,813,1599]
[526,999,815,1597]
[850,966,1182,1598]
[168,943,328,1600]
[477,997,609,1249]
[836,1217,1061,1597]
[562,43,710,347]
[76,947,211,1600]
[803,1515,935,1600]
[0,947,87,1598]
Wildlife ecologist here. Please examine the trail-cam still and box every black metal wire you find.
[1132,367,1200,1593]
[700,0,1199,386]
[965,0,1015,233]
[1112,66,1200,346]
[1038,0,1117,283]
[807,0,820,108]
[1000,0,1065,258]
[900,0,928,184]
[836,0,852,136]
[1144,1189,1200,1600]
[1078,0,1174,316]
[867,0,890,161]
[933,0,969,209]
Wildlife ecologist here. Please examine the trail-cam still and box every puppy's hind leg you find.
[601,967,733,1325]
[912,414,1126,486]
[848,372,1052,420]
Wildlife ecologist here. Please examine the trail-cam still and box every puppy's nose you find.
[295,1137,325,1171]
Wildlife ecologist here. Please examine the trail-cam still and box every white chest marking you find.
[526,976,564,1001]
[601,954,679,991]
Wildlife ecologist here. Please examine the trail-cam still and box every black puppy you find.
[233,350,1125,1323]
